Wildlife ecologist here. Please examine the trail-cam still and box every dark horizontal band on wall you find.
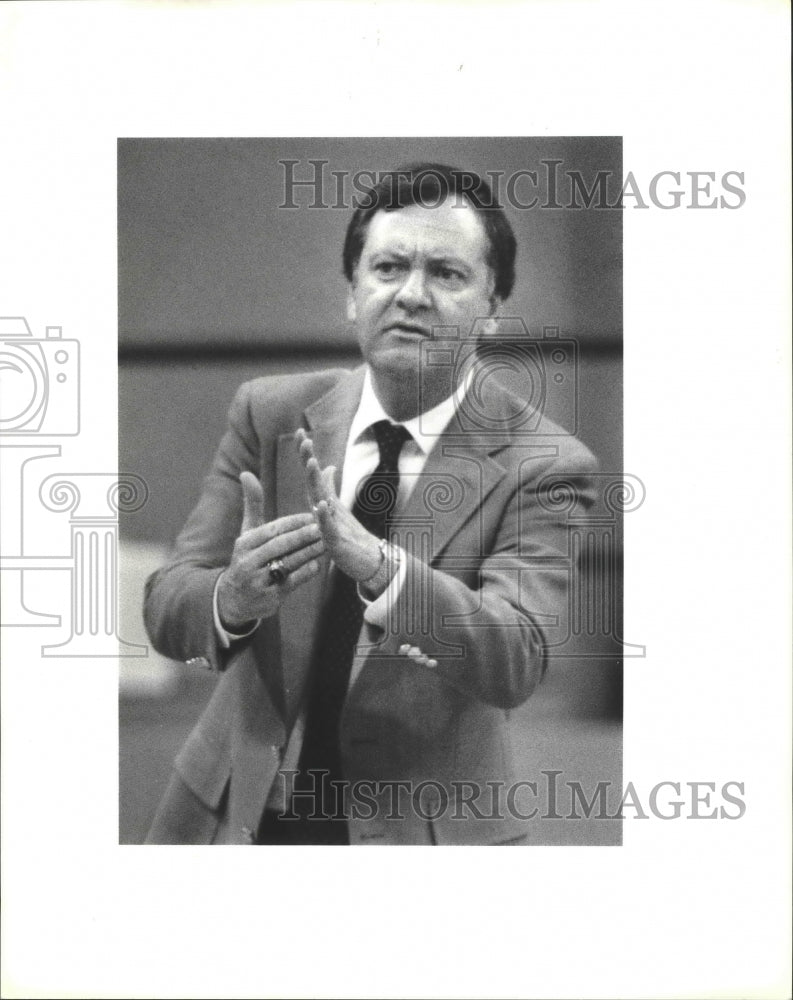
[119,335,622,363]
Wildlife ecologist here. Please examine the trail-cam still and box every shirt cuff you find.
[359,546,408,630]
[212,575,260,649]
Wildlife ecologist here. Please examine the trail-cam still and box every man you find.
[144,162,597,845]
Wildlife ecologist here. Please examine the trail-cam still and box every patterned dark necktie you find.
[291,419,412,843]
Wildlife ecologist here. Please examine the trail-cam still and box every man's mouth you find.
[385,322,432,337]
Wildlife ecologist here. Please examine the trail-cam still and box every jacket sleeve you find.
[381,443,599,710]
[143,381,262,671]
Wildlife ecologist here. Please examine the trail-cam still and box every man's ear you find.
[481,294,501,337]
[346,289,357,323]
[480,316,498,338]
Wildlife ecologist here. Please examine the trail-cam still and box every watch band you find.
[360,538,400,587]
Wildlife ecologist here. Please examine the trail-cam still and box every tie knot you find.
[371,420,411,472]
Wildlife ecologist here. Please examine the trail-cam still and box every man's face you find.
[348,197,497,379]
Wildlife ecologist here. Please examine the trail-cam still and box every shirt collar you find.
[349,367,470,456]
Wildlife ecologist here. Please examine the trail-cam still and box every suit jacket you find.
[143,365,597,845]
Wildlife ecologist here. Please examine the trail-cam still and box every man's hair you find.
[341,162,517,301]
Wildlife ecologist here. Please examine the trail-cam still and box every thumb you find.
[240,471,265,532]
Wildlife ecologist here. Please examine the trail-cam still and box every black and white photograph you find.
[118,138,626,847]
[1,2,790,999]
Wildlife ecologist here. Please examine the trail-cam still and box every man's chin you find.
[368,342,425,377]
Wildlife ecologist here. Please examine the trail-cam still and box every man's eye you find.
[374,261,403,276]
[434,265,464,283]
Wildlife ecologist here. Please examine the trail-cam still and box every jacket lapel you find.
[273,368,528,713]
[391,406,509,563]
[274,367,366,723]
[345,407,511,691]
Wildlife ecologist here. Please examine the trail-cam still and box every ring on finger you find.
[265,557,289,585]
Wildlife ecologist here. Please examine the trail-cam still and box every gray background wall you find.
[119,137,622,546]
[118,138,623,844]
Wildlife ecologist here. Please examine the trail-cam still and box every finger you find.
[238,512,317,550]
[404,647,437,669]
[320,464,337,498]
[298,435,315,467]
[315,499,338,539]
[247,523,323,565]
[240,471,265,532]
[281,557,322,592]
[305,456,328,505]
[274,538,326,573]
[249,537,325,589]
[418,656,436,668]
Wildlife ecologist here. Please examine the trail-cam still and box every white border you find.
[1,2,790,998]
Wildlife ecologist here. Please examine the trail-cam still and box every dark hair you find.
[341,162,517,301]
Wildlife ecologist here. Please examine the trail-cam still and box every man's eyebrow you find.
[369,248,411,259]
[370,247,473,268]
[426,253,473,270]
[428,252,469,262]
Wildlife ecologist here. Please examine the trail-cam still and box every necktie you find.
[289,420,412,843]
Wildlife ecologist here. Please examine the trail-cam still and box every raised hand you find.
[295,428,383,585]
[216,470,325,630]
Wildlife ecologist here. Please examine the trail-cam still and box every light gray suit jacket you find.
[144,366,597,844]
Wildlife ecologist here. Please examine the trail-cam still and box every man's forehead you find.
[362,200,489,259]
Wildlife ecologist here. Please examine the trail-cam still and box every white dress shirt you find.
[212,366,469,812]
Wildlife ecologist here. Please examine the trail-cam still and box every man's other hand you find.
[295,428,383,584]
[216,471,325,630]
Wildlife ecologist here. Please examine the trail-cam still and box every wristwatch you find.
[360,538,401,595]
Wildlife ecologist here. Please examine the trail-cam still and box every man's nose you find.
[394,267,431,310]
